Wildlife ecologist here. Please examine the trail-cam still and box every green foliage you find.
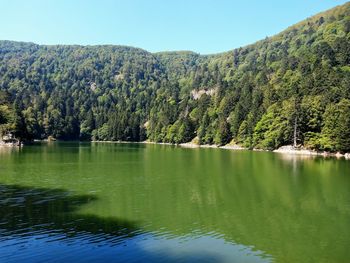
[0,91,17,138]
[214,118,231,146]
[0,105,15,136]
[253,101,294,150]
[320,99,350,152]
[0,3,349,151]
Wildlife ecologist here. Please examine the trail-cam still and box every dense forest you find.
[0,3,349,151]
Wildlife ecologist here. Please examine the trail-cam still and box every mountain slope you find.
[0,2,349,151]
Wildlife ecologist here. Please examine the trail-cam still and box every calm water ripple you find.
[0,142,349,262]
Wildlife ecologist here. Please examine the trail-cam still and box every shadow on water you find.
[0,184,232,263]
[0,184,139,243]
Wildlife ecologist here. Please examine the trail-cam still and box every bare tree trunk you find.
[293,116,297,148]
[184,105,189,117]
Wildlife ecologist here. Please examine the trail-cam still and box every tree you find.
[0,2,349,149]
[321,99,350,152]
[214,118,231,146]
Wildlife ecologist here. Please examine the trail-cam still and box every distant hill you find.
[0,2,349,151]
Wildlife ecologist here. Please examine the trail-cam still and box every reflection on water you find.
[0,142,349,262]
[0,184,270,263]
[0,184,138,242]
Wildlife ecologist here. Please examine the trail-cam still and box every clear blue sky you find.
[0,0,348,54]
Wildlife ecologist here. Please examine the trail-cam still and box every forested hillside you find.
[0,3,349,151]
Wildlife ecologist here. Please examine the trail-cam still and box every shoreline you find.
[91,140,350,160]
[0,141,22,147]
[273,146,350,159]
[12,139,349,160]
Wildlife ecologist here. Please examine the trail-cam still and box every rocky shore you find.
[90,140,350,160]
[0,139,22,147]
[176,142,350,160]
[273,145,350,159]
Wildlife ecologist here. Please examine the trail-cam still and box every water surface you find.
[0,142,349,262]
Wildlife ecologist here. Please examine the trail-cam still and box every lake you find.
[0,142,349,263]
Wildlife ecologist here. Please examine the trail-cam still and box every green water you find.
[0,142,349,262]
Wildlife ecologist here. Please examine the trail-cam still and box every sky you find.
[0,0,348,54]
